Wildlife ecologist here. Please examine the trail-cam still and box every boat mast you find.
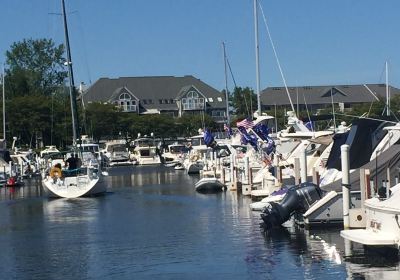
[386,61,390,117]
[2,63,5,146]
[222,42,230,124]
[61,0,80,145]
[253,0,261,115]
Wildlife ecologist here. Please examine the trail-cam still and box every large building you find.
[260,84,400,113]
[81,75,227,123]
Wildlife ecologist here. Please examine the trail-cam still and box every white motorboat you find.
[102,141,133,166]
[40,145,60,158]
[341,183,400,249]
[161,142,186,166]
[183,134,209,174]
[131,137,161,165]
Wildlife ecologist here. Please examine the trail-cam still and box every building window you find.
[182,91,204,110]
[211,110,225,117]
[117,93,136,112]
[170,99,174,104]
[159,99,164,104]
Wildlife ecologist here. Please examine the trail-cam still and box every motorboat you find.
[260,119,400,228]
[102,140,133,166]
[131,137,161,165]
[341,183,400,249]
[161,142,186,166]
[40,145,60,158]
[183,134,209,174]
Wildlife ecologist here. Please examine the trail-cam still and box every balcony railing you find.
[182,98,204,110]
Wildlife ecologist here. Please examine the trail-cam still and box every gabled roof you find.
[260,84,400,106]
[320,87,347,98]
[176,85,206,99]
[82,75,226,110]
[108,86,139,103]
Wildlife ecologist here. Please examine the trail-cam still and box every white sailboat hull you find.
[42,173,106,198]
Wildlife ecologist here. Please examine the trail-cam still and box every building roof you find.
[260,84,400,106]
[82,75,226,110]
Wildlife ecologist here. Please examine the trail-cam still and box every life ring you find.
[190,154,199,161]
[50,167,62,178]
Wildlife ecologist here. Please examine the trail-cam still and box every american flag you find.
[236,118,254,129]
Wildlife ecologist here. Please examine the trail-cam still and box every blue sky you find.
[1,0,400,92]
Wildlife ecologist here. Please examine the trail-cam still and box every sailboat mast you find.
[253,0,261,115]
[2,63,5,146]
[386,61,390,117]
[61,0,79,145]
[222,42,230,124]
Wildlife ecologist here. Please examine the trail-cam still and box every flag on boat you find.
[237,126,258,151]
[253,123,275,155]
[253,123,270,141]
[224,123,233,136]
[236,118,254,129]
[203,129,217,149]
[305,121,314,131]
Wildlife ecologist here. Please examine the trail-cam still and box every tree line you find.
[2,38,399,150]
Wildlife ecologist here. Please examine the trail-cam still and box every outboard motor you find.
[261,182,323,229]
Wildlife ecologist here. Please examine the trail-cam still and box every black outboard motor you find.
[261,182,323,229]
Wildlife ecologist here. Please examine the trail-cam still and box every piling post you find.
[294,158,300,185]
[221,168,226,184]
[365,169,371,199]
[300,146,307,183]
[229,154,235,190]
[359,169,366,209]
[341,144,351,229]
[244,157,250,185]
[386,167,391,198]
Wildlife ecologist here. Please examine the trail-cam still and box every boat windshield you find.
[170,145,186,153]
[112,145,127,152]
[191,138,204,146]
[81,145,99,153]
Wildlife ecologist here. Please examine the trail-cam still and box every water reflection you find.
[0,166,399,279]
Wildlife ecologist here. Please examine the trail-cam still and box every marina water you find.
[0,166,399,279]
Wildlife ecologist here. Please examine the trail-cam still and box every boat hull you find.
[195,178,226,193]
[42,174,106,198]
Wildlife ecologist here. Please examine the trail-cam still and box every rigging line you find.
[76,11,92,85]
[330,88,336,132]
[334,113,398,124]
[302,92,314,133]
[226,58,237,88]
[258,1,295,113]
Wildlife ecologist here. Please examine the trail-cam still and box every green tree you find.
[231,87,257,117]
[5,38,67,97]
[85,102,121,141]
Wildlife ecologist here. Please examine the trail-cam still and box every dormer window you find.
[117,93,136,112]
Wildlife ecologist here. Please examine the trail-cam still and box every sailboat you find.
[42,0,106,198]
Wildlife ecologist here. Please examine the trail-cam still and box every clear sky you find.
[1,0,400,92]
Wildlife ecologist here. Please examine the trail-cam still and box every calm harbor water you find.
[0,166,399,279]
